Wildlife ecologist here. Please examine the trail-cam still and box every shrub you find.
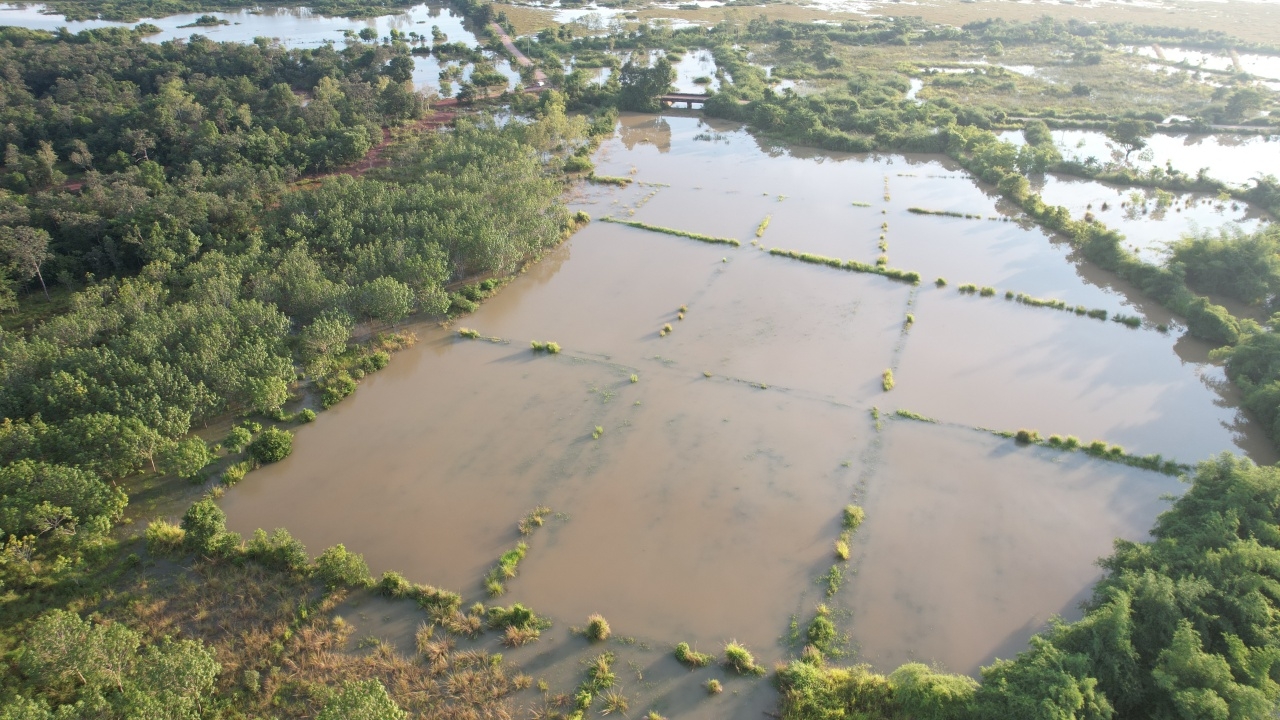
[1015,429,1040,444]
[586,613,612,641]
[1087,440,1109,456]
[935,277,947,287]
[145,519,185,556]
[315,544,371,589]
[889,663,978,720]
[675,642,713,667]
[246,528,309,573]
[181,499,226,553]
[224,426,252,452]
[249,427,293,464]
[298,408,317,423]
[979,286,996,297]
[724,641,765,675]
[379,570,414,598]
[317,679,406,720]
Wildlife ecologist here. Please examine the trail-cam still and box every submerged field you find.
[218,113,1273,714]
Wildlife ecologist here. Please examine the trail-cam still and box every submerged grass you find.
[768,248,921,284]
[1007,429,1189,475]
[600,216,741,246]
[756,215,772,238]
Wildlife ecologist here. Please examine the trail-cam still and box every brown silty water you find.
[220,113,1273,709]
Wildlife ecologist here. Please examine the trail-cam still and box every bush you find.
[224,426,252,452]
[315,544,371,589]
[160,437,214,480]
[1015,429,1040,444]
[807,614,838,653]
[181,499,227,553]
[249,427,293,464]
[221,460,252,486]
[317,679,406,720]
[889,663,978,720]
[246,528,309,573]
[298,408,317,423]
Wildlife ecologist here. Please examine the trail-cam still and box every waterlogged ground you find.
[222,114,1274,715]
[0,3,522,96]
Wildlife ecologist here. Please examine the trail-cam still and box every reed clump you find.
[675,642,714,668]
[517,505,552,535]
[586,613,612,641]
[587,173,633,186]
[723,641,766,676]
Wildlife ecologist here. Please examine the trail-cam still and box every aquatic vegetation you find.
[601,691,630,715]
[706,679,723,694]
[484,541,529,597]
[663,323,673,333]
[834,539,850,561]
[1015,429,1041,444]
[503,625,540,647]
[518,505,552,535]
[979,286,996,297]
[851,201,872,207]
[820,564,844,598]
[1113,313,1143,328]
[723,641,766,676]
[882,369,895,391]
[806,611,838,655]
[894,409,936,423]
[599,216,741,246]
[675,642,714,668]
[935,277,948,287]
[907,207,981,219]
[592,426,604,440]
[546,342,562,354]
[630,374,639,383]
[843,505,865,532]
[587,173,633,186]
[904,313,915,326]
[586,613,612,641]
[958,283,978,294]
[767,248,921,284]
[756,215,772,237]
[458,327,481,339]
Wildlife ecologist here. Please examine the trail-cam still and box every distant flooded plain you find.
[222,114,1273,713]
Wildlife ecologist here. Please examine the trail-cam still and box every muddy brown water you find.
[222,114,1272,712]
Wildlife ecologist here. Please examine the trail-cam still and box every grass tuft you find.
[586,613,612,641]
[882,369,895,391]
[723,641,766,676]
[706,679,723,694]
[675,642,713,668]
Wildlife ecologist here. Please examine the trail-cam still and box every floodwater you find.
[1001,128,1280,187]
[0,3,520,95]
[1031,174,1268,262]
[222,114,1274,712]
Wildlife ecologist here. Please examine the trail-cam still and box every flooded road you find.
[222,114,1270,712]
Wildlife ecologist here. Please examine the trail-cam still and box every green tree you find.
[317,679,406,720]
[248,426,292,464]
[354,276,414,324]
[180,498,226,553]
[159,438,213,479]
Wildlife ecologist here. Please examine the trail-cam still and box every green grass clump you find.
[675,642,714,668]
[592,426,604,440]
[979,286,996,297]
[1015,429,1040,444]
[935,277,947,287]
[518,505,552,535]
[599,216,740,246]
[458,327,480,339]
[145,519,185,556]
[723,641,766,676]
[663,323,673,333]
[1087,308,1108,320]
[484,541,529,596]
[882,369,895,391]
[806,611,838,655]
[821,564,844,597]
[843,505,865,532]
[907,207,966,218]
[958,283,978,294]
[1113,313,1143,328]
[530,340,545,351]
[706,679,723,694]
[894,409,935,423]
[756,215,771,238]
[488,602,542,630]
[766,248,921,284]
[630,374,639,383]
[904,313,914,326]
[834,539,850,561]
[587,173,633,186]
[546,342,561,354]
[586,613,612,641]
[851,201,872,207]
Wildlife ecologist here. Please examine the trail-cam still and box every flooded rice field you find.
[222,114,1273,713]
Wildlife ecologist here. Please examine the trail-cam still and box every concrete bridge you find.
[659,93,710,109]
